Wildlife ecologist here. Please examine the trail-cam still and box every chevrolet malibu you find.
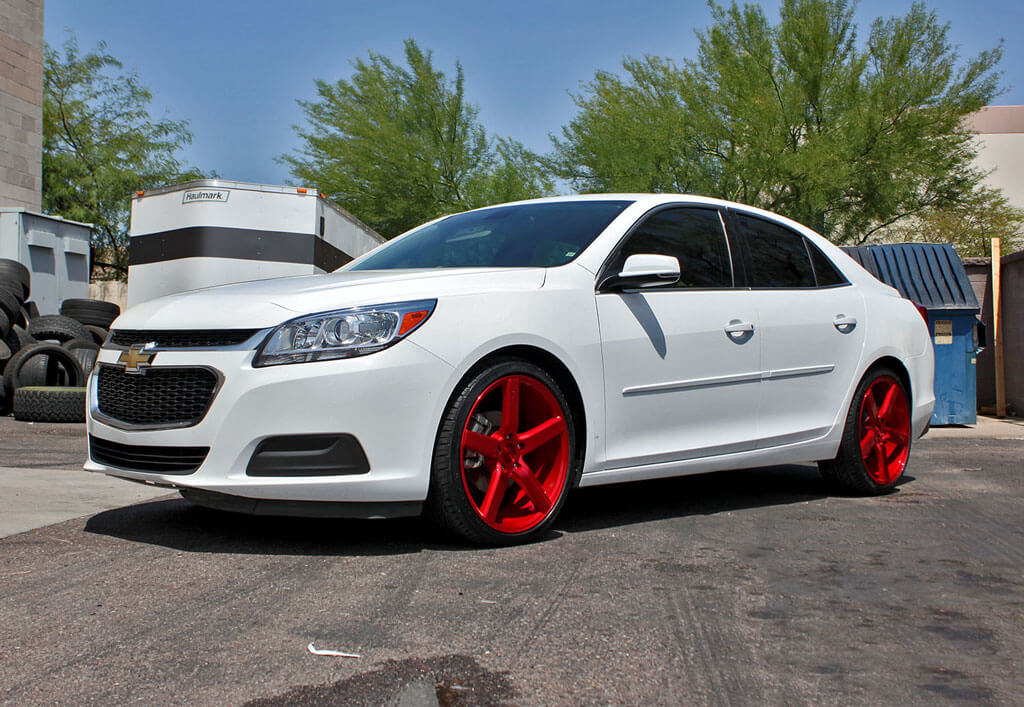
[86,195,934,544]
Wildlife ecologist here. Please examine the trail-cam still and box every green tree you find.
[43,35,202,277]
[552,0,1004,245]
[880,186,1024,257]
[282,40,552,238]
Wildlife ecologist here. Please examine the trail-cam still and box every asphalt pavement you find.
[0,417,1022,704]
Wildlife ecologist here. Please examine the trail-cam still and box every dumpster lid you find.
[841,243,980,312]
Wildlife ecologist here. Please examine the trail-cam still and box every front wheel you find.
[428,358,576,545]
[819,368,912,495]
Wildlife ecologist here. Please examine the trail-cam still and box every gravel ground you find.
[0,426,1021,705]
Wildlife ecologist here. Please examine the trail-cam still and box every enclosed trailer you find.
[127,180,384,307]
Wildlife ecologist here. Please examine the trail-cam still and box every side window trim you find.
[595,203,740,292]
[721,207,750,288]
[717,210,736,288]
[802,237,820,286]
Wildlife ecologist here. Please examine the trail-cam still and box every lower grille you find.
[96,365,219,427]
[89,435,208,474]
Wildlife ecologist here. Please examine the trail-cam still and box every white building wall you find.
[967,105,1024,211]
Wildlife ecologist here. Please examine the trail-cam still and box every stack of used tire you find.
[0,258,120,423]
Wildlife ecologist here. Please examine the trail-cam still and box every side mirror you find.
[600,253,680,291]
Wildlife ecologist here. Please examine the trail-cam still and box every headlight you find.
[253,299,436,367]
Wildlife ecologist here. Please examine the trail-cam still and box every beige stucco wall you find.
[0,0,44,211]
[967,105,1024,214]
[973,132,1024,211]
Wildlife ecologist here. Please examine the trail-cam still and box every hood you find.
[113,268,547,330]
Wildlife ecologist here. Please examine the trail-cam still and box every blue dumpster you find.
[843,243,983,425]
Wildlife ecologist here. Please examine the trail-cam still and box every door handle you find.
[833,315,857,333]
[724,320,755,341]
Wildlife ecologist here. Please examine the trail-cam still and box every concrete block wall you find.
[88,280,127,314]
[0,0,44,211]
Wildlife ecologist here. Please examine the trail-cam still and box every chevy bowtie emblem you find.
[118,343,157,374]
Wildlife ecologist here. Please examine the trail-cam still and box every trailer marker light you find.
[297,188,308,194]
[136,190,144,196]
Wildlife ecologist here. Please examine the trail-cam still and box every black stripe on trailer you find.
[128,226,353,271]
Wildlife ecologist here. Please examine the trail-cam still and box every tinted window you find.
[739,215,815,288]
[615,208,733,288]
[351,201,631,270]
[806,240,848,286]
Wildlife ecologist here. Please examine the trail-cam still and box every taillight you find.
[914,303,928,326]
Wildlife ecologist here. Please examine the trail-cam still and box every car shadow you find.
[83,465,915,556]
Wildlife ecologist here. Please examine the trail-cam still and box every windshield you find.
[350,200,632,270]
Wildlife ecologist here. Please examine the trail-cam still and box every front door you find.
[597,206,761,469]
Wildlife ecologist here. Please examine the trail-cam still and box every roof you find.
[131,179,318,199]
[841,243,980,312]
[0,207,94,229]
[964,105,1024,134]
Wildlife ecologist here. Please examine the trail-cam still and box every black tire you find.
[22,301,40,320]
[10,324,35,351]
[2,343,85,399]
[819,367,913,495]
[426,358,578,546]
[27,314,92,344]
[0,338,10,414]
[2,328,19,366]
[15,350,51,387]
[0,279,25,303]
[63,338,100,353]
[69,346,98,377]
[13,386,86,423]
[0,287,21,323]
[0,258,30,300]
[0,307,9,337]
[84,325,109,346]
[0,341,11,408]
[59,298,121,328]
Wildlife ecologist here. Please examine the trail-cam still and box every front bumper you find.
[85,340,455,503]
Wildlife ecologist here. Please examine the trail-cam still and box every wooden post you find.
[992,238,1006,417]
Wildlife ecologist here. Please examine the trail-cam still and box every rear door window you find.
[736,215,816,288]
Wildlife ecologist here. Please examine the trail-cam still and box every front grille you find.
[109,329,261,348]
[89,435,208,474]
[96,364,219,427]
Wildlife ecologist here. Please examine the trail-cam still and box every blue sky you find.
[45,0,1024,187]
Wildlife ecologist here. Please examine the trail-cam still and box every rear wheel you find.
[428,359,576,545]
[820,368,912,494]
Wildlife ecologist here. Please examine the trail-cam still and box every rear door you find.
[731,212,866,446]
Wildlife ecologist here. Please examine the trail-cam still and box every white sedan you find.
[86,195,934,544]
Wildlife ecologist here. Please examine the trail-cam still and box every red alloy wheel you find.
[857,375,911,485]
[459,374,570,534]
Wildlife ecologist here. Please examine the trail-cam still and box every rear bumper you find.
[910,348,936,440]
